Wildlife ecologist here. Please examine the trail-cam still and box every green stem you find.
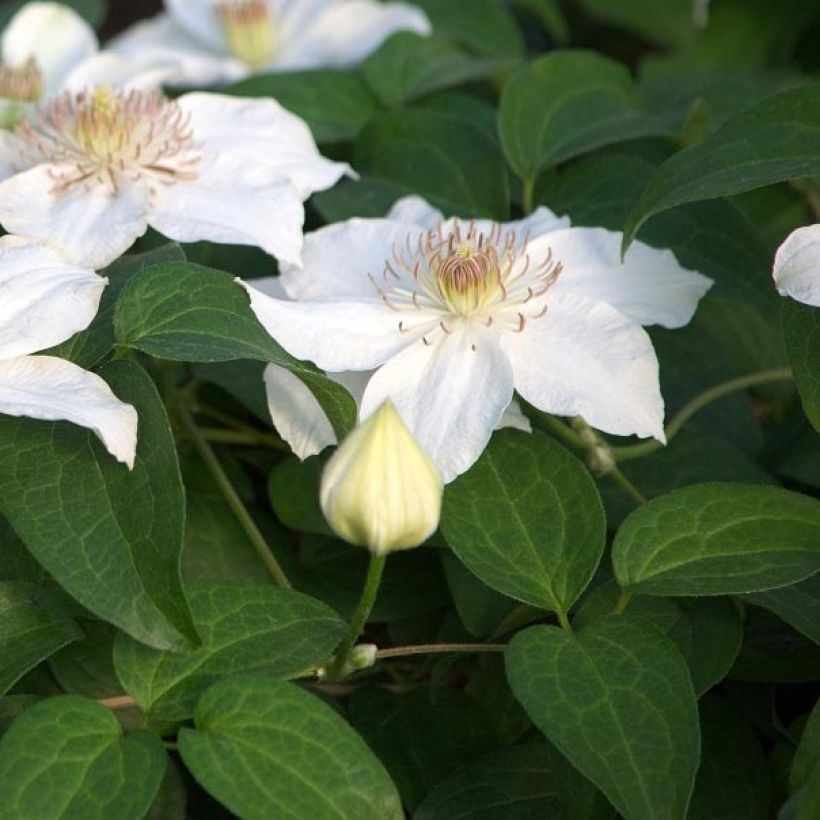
[608,465,646,506]
[614,588,634,615]
[178,406,292,589]
[535,411,588,451]
[328,554,387,679]
[610,368,793,461]
[522,176,536,215]
[375,642,506,660]
[556,609,573,633]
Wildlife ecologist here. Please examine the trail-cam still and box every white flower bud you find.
[320,401,443,555]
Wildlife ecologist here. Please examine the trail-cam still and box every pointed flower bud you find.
[320,401,443,555]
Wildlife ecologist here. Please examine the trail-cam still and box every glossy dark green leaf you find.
[227,69,381,143]
[500,51,679,182]
[0,361,196,650]
[179,677,403,820]
[783,299,820,433]
[47,245,185,369]
[612,483,820,596]
[745,574,820,644]
[0,582,81,695]
[114,261,356,438]
[268,455,333,536]
[348,686,496,811]
[441,430,606,616]
[506,617,700,820]
[580,0,696,47]
[354,107,510,219]
[512,0,570,43]
[412,0,525,59]
[414,743,614,820]
[688,695,771,820]
[48,621,121,699]
[114,582,345,720]
[362,33,507,108]
[624,85,820,248]
[791,697,820,793]
[0,696,166,820]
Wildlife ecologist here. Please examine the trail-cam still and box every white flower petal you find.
[264,362,336,458]
[0,354,138,468]
[360,323,515,482]
[278,0,431,69]
[502,291,665,442]
[109,13,246,87]
[0,166,150,269]
[241,281,422,370]
[148,153,304,266]
[0,130,26,180]
[62,51,181,92]
[178,92,350,199]
[165,0,228,51]
[773,224,820,308]
[2,2,97,95]
[538,227,712,328]
[386,195,445,228]
[497,399,531,433]
[280,217,424,300]
[0,236,105,359]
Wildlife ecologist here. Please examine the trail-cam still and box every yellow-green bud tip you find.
[320,401,443,555]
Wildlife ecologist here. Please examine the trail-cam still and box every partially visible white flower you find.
[110,0,431,87]
[0,2,176,128]
[0,88,350,268]
[773,224,820,308]
[320,400,442,555]
[249,276,530,460]
[241,196,713,482]
[0,235,138,467]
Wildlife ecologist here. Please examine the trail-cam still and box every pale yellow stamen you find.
[17,87,200,194]
[216,0,278,68]
[0,57,42,103]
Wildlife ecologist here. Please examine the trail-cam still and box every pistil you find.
[216,1,278,68]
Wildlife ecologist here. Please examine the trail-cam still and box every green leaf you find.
[512,0,570,44]
[506,617,700,820]
[499,51,679,182]
[791,697,820,793]
[0,361,196,650]
[745,574,820,645]
[114,581,345,720]
[348,686,496,811]
[613,484,820,596]
[0,582,81,695]
[412,0,525,60]
[0,0,105,27]
[441,430,606,616]
[268,455,333,537]
[688,695,771,820]
[48,621,121,699]
[0,696,166,820]
[579,0,697,47]
[362,33,507,108]
[226,69,381,143]
[783,299,820,433]
[623,85,820,248]
[414,743,614,820]
[354,107,510,219]
[47,245,186,370]
[179,677,403,820]
[114,261,356,438]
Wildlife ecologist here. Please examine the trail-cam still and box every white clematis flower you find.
[0,236,138,467]
[110,0,431,87]
[248,276,531,461]
[241,196,713,482]
[773,224,820,308]
[0,2,176,128]
[0,87,350,269]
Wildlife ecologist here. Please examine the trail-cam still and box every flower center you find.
[216,0,278,68]
[17,87,200,194]
[370,220,563,345]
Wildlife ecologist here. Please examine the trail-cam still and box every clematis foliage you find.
[2,1,820,818]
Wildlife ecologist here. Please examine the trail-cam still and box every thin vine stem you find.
[610,367,793,461]
[328,554,387,680]
[178,405,292,589]
[375,642,507,660]
[98,695,137,711]
[522,176,536,215]
[608,466,647,506]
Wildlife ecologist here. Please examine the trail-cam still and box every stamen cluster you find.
[0,57,42,103]
[216,0,278,68]
[370,220,563,346]
[17,87,199,194]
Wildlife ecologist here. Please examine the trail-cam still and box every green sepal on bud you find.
[320,400,443,555]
